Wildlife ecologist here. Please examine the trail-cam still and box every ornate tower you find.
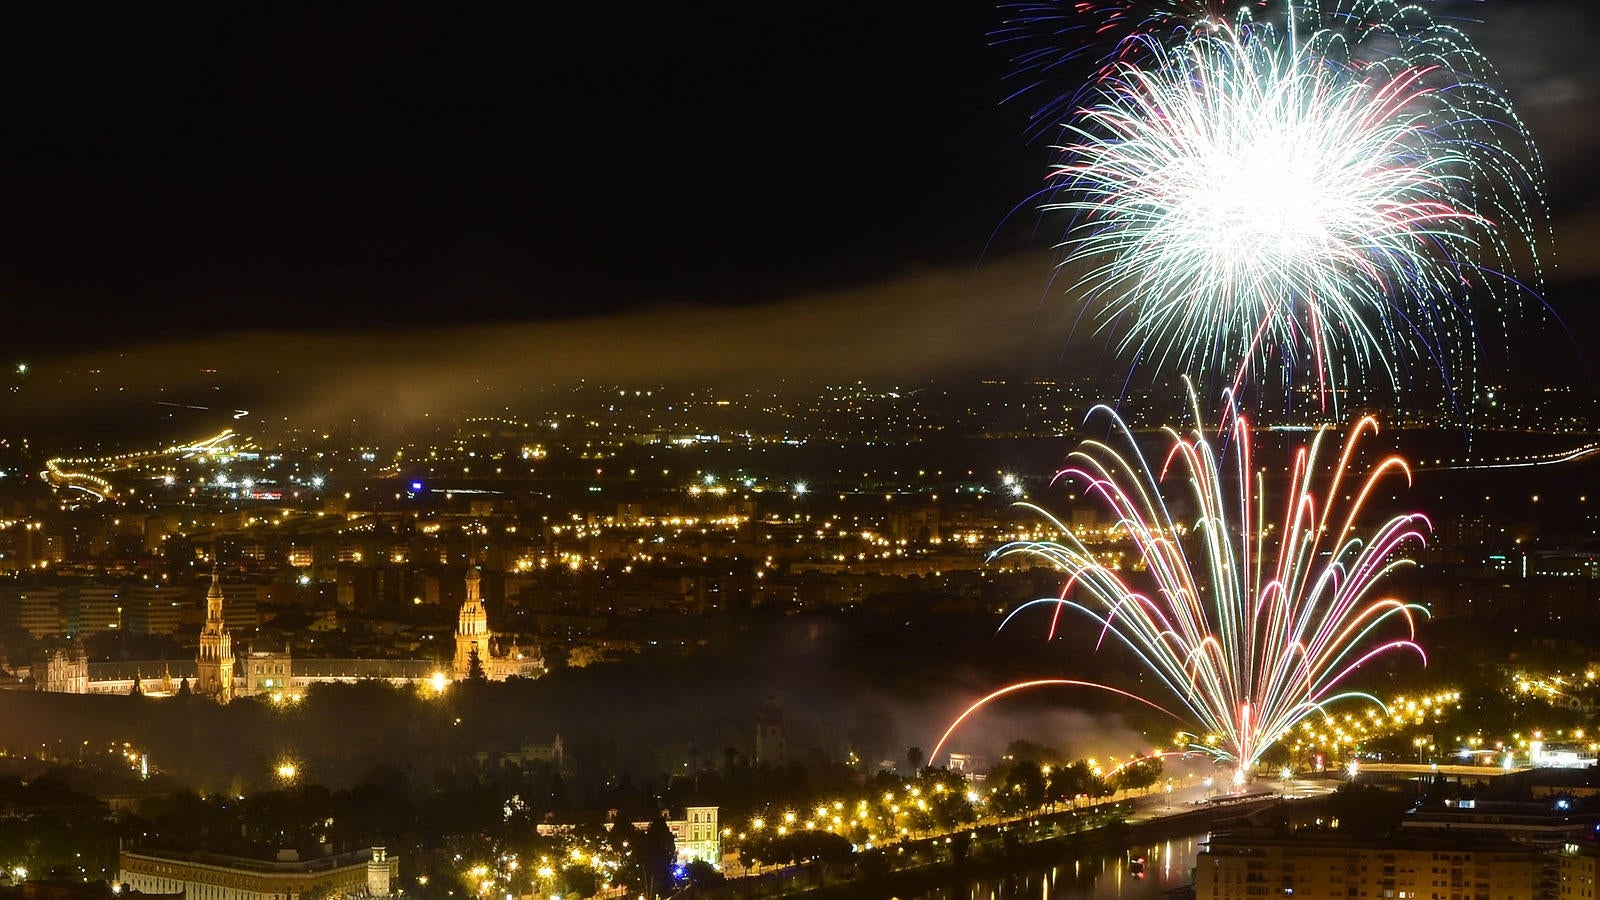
[196,568,235,702]
[453,566,491,679]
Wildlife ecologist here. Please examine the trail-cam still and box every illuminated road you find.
[42,429,237,502]
[1416,440,1600,472]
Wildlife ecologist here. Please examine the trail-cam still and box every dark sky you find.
[0,2,1595,366]
[0,4,1048,357]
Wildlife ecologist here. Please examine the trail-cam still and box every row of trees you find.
[728,741,1167,868]
[987,739,1163,814]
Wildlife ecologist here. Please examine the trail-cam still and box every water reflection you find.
[906,832,1207,900]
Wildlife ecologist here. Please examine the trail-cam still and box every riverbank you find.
[694,793,1301,898]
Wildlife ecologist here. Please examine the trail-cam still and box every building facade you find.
[1559,843,1600,900]
[118,847,397,900]
[28,567,526,696]
[1197,828,1541,900]
[32,644,88,693]
[621,807,721,867]
[668,806,721,866]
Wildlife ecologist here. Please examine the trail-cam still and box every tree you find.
[744,831,853,867]
[906,746,923,772]
[466,645,487,683]
[567,646,603,667]
[1002,739,1066,767]
[1112,757,1164,792]
[950,830,973,864]
[1051,760,1108,801]
[997,759,1047,813]
[638,815,676,898]
[683,859,723,890]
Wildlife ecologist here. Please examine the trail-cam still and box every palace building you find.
[22,567,540,696]
[119,845,398,900]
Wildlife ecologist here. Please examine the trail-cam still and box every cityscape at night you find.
[2,3,1600,900]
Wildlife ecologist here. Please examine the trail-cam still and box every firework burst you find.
[1044,8,1545,403]
[931,395,1429,777]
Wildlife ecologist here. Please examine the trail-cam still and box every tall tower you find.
[196,568,235,702]
[453,566,491,679]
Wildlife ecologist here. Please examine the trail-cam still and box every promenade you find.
[703,777,1336,898]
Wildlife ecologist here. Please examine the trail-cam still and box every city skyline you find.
[0,5,1599,900]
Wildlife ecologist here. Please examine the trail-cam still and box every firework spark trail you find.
[930,395,1429,777]
[929,679,1186,771]
[996,0,1269,138]
[1036,6,1545,404]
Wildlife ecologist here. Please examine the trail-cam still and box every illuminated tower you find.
[366,847,392,897]
[453,567,491,679]
[196,568,235,703]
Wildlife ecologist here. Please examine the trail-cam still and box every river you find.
[900,831,1207,900]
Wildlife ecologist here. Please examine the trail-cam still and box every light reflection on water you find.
[903,832,1207,900]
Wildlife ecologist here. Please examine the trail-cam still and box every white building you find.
[118,846,397,900]
[627,807,721,867]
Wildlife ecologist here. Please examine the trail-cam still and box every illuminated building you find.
[620,808,722,867]
[668,806,722,866]
[350,847,397,899]
[32,643,87,693]
[452,567,542,681]
[195,568,235,703]
[118,846,397,900]
[5,587,64,638]
[1197,828,1540,900]
[1558,842,1600,900]
[1403,798,1600,847]
[452,566,490,679]
[73,585,123,635]
[124,584,187,636]
[244,647,293,696]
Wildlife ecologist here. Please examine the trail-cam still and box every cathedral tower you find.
[453,566,491,679]
[196,568,235,702]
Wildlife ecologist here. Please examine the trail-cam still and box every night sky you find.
[0,4,1044,354]
[0,3,1596,397]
